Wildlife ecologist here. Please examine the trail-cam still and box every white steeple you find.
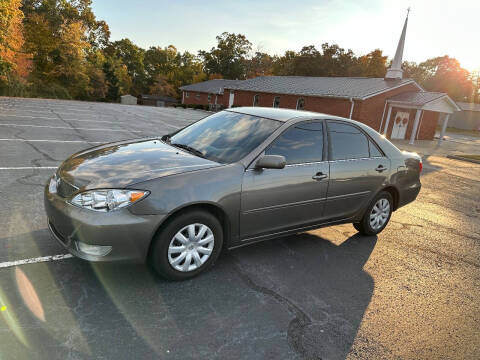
[385,9,410,80]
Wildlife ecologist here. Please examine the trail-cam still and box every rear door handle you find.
[375,165,387,172]
[312,172,328,181]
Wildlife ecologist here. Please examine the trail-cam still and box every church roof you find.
[456,101,480,112]
[180,79,244,95]
[388,91,461,112]
[388,91,447,105]
[225,76,420,100]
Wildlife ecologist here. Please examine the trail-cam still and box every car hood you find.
[57,138,222,189]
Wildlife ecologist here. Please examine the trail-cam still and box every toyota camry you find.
[45,107,422,280]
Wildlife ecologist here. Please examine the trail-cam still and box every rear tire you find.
[354,191,393,236]
[149,210,223,281]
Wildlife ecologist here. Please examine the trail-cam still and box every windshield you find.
[169,111,282,163]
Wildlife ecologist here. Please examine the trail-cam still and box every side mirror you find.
[255,155,286,170]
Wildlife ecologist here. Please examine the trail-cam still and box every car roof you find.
[226,107,330,122]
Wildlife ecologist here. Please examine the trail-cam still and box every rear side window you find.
[369,140,383,157]
[266,121,323,164]
[328,121,369,160]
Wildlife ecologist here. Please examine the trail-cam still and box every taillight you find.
[419,161,423,173]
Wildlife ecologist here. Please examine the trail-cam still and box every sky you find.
[91,0,479,72]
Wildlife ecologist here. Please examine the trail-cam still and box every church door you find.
[391,111,409,139]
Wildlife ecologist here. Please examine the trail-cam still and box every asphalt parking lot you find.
[0,97,479,360]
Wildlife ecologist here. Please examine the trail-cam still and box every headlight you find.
[70,189,149,212]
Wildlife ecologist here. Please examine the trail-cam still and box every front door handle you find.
[375,165,387,172]
[312,172,328,181]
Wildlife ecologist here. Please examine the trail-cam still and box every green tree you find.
[246,51,274,78]
[198,32,252,79]
[104,38,146,95]
[144,45,178,80]
[272,43,360,77]
[271,50,296,76]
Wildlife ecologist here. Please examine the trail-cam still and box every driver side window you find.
[265,121,324,165]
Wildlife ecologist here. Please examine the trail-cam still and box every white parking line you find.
[0,166,57,170]
[0,123,142,132]
[0,254,74,269]
[0,138,103,143]
[1,114,128,125]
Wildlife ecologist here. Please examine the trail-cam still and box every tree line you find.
[1,0,478,103]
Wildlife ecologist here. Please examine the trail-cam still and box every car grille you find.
[56,176,78,198]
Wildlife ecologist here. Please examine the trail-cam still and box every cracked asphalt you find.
[0,97,479,359]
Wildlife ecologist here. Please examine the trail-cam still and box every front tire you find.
[354,191,393,236]
[149,210,223,280]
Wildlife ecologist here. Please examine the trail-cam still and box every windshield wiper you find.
[171,143,206,159]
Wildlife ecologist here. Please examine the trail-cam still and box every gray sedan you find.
[44,107,422,280]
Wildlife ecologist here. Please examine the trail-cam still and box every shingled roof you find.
[456,101,480,112]
[180,79,244,95]
[388,91,447,105]
[388,91,461,112]
[224,76,420,100]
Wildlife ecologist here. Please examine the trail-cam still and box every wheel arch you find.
[147,202,231,261]
[381,185,400,211]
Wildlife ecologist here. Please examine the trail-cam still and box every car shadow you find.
[223,231,377,359]
[1,229,377,360]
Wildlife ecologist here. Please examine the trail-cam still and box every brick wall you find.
[417,110,439,140]
[355,82,420,131]
[226,89,353,118]
[182,91,215,105]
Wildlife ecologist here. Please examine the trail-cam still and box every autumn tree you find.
[0,0,30,95]
[403,56,473,102]
[21,0,108,98]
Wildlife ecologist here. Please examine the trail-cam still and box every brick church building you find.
[181,14,459,143]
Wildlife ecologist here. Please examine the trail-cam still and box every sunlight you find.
[15,268,45,322]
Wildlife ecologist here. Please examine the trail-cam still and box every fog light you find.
[76,241,112,256]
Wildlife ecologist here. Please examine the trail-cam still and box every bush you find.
[0,75,28,97]
[29,82,72,99]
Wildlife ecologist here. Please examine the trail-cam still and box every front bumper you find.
[44,180,163,263]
